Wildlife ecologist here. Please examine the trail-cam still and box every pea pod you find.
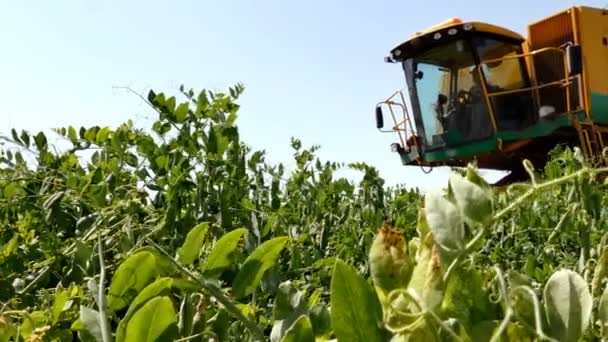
[369,225,412,304]
[178,294,195,337]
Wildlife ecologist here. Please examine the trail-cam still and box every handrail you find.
[485,79,572,98]
[376,89,419,154]
[479,45,573,117]
[481,46,566,65]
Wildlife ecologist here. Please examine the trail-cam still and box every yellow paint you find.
[402,20,524,46]
[575,6,608,96]
[521,5,608,117]
[471,22,524,42]
[399,5,608,130]
[412,18,463,37]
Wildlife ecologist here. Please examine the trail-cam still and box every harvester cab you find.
[376,7,608,185]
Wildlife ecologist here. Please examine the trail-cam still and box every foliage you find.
[1,83,608,341]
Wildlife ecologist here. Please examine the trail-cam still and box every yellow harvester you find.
[375,5,608,184]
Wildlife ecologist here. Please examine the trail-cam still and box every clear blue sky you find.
[1,0,604,191]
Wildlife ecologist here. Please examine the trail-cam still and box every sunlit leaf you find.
[96,127,111,145]
[177,222,209,266]
[202,228,248,278]
[233,236,289,299]
[123,296,178,342]
[175,103,189,123]
[280,315,315,342]
[330,260,385,342]
[424,191,465,251]
[449,172,493,225]
[116,277,197,342]
[107,251,165,311]
[52,289,70,323]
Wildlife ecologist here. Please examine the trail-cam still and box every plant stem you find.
[511,286,558,342]
[442,229,485,283]
[546,204,574,244]
[490,309,513,342]
[174,331,212,342]
[407,289,462,341]
[97,233,113,342]
[17,213,105,295]
[145,238,266,341]
[494,167,608,221]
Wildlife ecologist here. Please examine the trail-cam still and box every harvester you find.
[375,5,608,185]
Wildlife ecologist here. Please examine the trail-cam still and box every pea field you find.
[2,85,608,341]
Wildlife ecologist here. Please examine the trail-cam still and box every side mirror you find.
[375,106,384,129]
[566,44,582,76]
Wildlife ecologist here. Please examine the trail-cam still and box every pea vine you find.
[1,83,608,341]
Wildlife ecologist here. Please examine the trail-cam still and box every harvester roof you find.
[386,18,525,63]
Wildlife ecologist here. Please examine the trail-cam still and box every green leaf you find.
[273,281,307,320]
[280,315,315,342]
[270,281,309,342]
[108,251,165,311]
[202,228,248,278]
[226,111,238,127]
[52,289,70,323]
[424,191,465,251]
[34,132,48,151]
[174,103,189,123]
[470,321,499,341]
[147,90,157,103]
[330,260,385,342]
[165,96,176,113]
[123,296,178,342]
[152,93,166,108]
[207,125,218,154]
[10,128,20,144]
[3,183,24,199]
[85,127,99,142]
[465,163,491,190]
[96,127,111,145]
[232,236,289,299]
[309,304,332,338]
[116,277,197,342]
[130,278,196,317]
[19,311,47,339]
[68,126,78,141]
[177,222,209,266]
[0,315,17,342]
[449,172,493,225]
[1,235,19,259]
[543,269,592,342]
[19,130,30,148]
[79,307,104,342]
[441,266,498,329]
[471,320,533,341]
[511,285,537,329]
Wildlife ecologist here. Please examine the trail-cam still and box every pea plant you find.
[1,82,608,341]
[326,162,608,341]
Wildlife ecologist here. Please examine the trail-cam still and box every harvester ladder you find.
[577,120,608,166]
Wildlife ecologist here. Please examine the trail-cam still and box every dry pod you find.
[369,225,412,302]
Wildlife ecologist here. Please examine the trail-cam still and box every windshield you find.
[404,39,493,150]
